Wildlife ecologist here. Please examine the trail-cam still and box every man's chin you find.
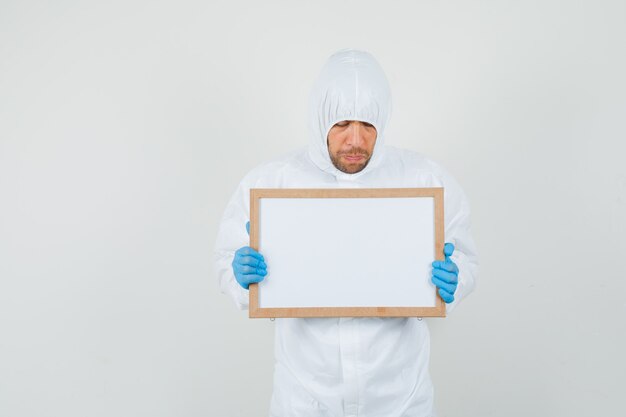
[333,160,370,174]
[341,165,365,174]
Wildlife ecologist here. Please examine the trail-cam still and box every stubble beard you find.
[329,148,372,174]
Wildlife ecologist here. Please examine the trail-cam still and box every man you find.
[215,49,478,417]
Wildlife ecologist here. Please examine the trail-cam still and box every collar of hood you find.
[307,49,392,181]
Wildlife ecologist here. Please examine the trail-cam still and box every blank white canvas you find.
[258,197,437,308]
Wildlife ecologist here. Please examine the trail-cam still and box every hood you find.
[307,49,393,181]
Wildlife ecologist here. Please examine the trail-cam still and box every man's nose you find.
[346,122,365,147]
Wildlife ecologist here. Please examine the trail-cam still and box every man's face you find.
[327,120,377,174]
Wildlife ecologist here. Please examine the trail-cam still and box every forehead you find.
[333,120,375,126]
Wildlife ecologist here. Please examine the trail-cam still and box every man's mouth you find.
[343,154,366,162]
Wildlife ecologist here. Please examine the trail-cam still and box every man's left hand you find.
[431,243,459,303]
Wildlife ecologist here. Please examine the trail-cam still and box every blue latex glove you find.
[231,221,267,290]
[431,243,459,303]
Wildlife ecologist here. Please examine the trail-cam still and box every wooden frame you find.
[249,188,445,318]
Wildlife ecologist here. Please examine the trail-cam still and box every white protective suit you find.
[214,49,478,417]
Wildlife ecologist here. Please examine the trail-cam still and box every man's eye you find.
[336,122,349,127]
[362,122,374,128]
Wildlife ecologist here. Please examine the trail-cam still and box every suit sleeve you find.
[439,168,479,313]
[214,179,253,310]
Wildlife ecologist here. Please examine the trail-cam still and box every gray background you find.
[1,1,625,416]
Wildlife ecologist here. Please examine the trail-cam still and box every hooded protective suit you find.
[215,49,478,417]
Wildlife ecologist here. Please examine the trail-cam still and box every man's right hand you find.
[231,221,267,290]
